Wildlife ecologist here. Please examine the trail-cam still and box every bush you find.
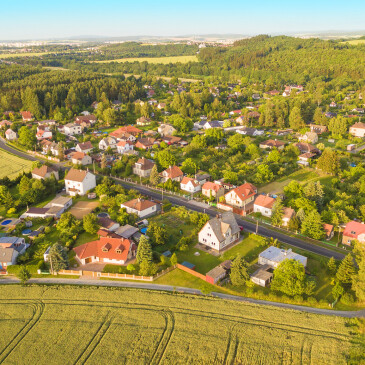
[340,292,355,305]
[7,264,38,275]
[7,207,16,215]
[307,296,317,305]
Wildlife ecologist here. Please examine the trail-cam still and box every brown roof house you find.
[70,151,92,166]
[32,165,59,180]
[282,207,295,227]
[349,122,365,138]
[253,195,276,217]
[76,141,93,154]
[160,165,183,183]
[121,198,160,218]
[64,168,96,196]
[133,157,155,177]
[259,139,285,151]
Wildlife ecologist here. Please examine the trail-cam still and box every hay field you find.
[0,149,33,179]
[0,285,355,364]
[342,39,365,45]
[69,201,99,219]
[94,55,198,64]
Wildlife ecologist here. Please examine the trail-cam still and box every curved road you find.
[1,277,363,318]
[0,137,345,260]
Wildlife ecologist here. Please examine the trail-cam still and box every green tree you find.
[271,198,284,226]
[136,235,152,263]
[327,257,337,276]
[336,254,356,290]
[17,265,31,285]
[289,106,305,130]
[56,212,81,239]
[301,210,325,240]
[21,87,41,119]
[149,164,160,186]
[316,148,340,175]
[230,255,250,286]
[83,213,100,235]
[170,253,178,266]
[156,150,177,169]
[18,126,37,150]
[48,243,69,273]
[181,158,198,175]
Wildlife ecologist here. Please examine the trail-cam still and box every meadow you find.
[0,285,358,364]
[94,55,198,64]
[0,52,50,58]
[0,149,33,179]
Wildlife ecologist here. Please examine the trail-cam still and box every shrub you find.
[307,297,317,305]
[340,292,355,305]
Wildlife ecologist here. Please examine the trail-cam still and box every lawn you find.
[74,231,99,247]
[94,55,198,64]
[0,285,357,364]
[0,149,33,179]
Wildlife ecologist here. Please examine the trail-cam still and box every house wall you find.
[133,166,152,177]
[121,204,157,218]
[254,205,273,217]
[350,128,365,138]
[180,182,201,193]
[225,191,254,208]
[202,188,224,198]
[65,172,96,196]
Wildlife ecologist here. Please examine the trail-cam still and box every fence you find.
[177,264,207,281]
[27,150,60,162]
[57,269,83,276]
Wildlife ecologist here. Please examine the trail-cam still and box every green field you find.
[0,52,50,58]
[0,149,33,179]
[94,55,198,64]
[0,285,359,364]
[342,39,365,45]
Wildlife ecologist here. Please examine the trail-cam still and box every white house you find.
[99,136,117,150]
[298,132,318,144]
[76,141,93,154]
[36,129,52,140]
[0,237,28,270]
[258,246,307,268]
[253,195,276,217]
[70,152,92,166]
[32,165,59,180]
[121,198,159,218]
[198,212,240,252]
[158,124,176,136]
[180,177,201,194]
[64,123,82,136]
[349,122,365,138]
[224,183,257,209]
[64,168,96,196]
[5,129,18,141]
[116,140,134,155]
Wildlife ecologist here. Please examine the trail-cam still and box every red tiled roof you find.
[122,198,158,212]
[65,168,88,182]
[202,181,222,192]
[343,221,365,239]
[77,141,93,150]
[162,165,183,179]
[230,183,257,202]
[181,177,199,187]
[110,125,142,138]
[73,236,132,262]
[71,151,87,161]
[254,195,276,209]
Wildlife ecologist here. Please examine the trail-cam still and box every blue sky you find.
[1,0,365,40]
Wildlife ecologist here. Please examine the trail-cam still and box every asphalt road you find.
[0,138,346,260]
[1,276,363,317]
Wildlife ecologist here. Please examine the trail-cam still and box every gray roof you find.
[114,225,139,239]
[0,247,15,262]
[51,196,72,207]
[251,265,273,281]
[0,237,23,245]
[205,212,240,243]
[206,265,226,279]
[26,207,49,215]
[259,246,307,266]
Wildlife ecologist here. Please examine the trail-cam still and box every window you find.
[351,231,356,235]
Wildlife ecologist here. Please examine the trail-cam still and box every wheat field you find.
[0,149,33,179]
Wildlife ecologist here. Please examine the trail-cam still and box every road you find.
[1,276,363,318]
[0,138,345,260]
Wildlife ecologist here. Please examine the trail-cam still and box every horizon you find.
[1,0,365,41]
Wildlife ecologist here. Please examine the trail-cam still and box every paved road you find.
[1,276,363,318]
[0,139,345,260]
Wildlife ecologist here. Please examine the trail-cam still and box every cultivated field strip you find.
[0,287,353,364]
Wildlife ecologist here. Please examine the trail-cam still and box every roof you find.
[350,122,365,129]
[71,151,88,161]
[122,198,158,212]
[32,165,57,177]
[73,236,132,262]
[136,138,155,148]
[117,140,133,147]
[259,246,307,266]
[135,157,155,170]
[110,125,142,138]
[77,141,93,150]
[26,207,49,215]
[20,111,33,119]
[0,247,15,262]
[294,143,319,153]
[251,265,273,281]
[181,261,195,269]
[65,168,90,182]
[0,237,24,245]
[260,139,285,148]
[203,212,240,243]
[206,265,226,279]
[162,165,183,179]
[202,181,223,192]
[323,223,334,236]
[229,183,257,202]
[98,217,119,229]
[343,221,365,239]
[254,195,276,209]
[114,225,139,239]
[181,177,199,187]
[283,207,295,220]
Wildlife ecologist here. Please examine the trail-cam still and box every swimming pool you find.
[22,229,32,235]
[141,227,147,234]
[1,219,12,226]
[97,212,109,218]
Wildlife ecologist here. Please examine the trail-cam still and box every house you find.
[114,224,139,240]
[73,236,136,266]
[203,120,222,129]
[253,195,276,217]
[198,212,240,252]
[136,117,152,126]
[133,157,155,177]
[20,111,33,122]
[224,182,257,210]
[237,127,263,137]
[157,102,166,109]
[75,114,97,126]
[110,125,142,139]
[282,207,295,227]
[342,221,365,245]
[202,182,225,199]
[259,139,285,151]
[298,152,316,166]
[194,173,211,185]
[64,168,96,196]
[325,112,337,118]
[64,123,82,136]
[76,141,93,154]
[0,120,12,129]
[158,124,176,136]
[70,152,92,166]
[258,246,307,268]
[250,265,273,287]
[21,196,73,219]
[116,140,134,155]
[121,198,160,218]
[323,224,334,240]
[330,101,337,108]
[40,140,61,156]
[349,122,365,138]
[180,177,201,194]
[98,217,120,232]
[293,143,320,155]
[162,135,182,145]
[99,136,117,150]
[32,165,59,180]
[160,165,183,182]
[309,124,328,134]
[5,129,18,140]
[36,129,52,140]
[352,108,365,114]
[0,237,28,270]
[298,132,318,144]
[135,138,156,150]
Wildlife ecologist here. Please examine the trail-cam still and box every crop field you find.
[342,39,365,45]
[94,55,198,64]
[0,52,51,58]
[0,149,33,179]
[0,285,357,364]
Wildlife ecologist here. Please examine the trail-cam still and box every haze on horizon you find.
[1,0,365,41]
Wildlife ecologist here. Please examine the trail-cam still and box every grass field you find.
[0,149,33,179]
[0,285,359,364]
[94,55,198,64]
[342,39,365,45]
[0,52,50,58]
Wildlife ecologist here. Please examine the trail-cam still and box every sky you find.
[1,0,365,41]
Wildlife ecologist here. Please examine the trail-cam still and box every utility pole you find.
[256,219,258,234]
[337,226,341,247]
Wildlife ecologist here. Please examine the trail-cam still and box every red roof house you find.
[342,221,365,245]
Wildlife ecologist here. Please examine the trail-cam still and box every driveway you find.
[76,263,106,272]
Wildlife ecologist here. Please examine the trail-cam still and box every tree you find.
[271,259,314,297]
[327,257,337,276]
[48,243,69,273]
[267,149,280,163]
[18,126,36,150]
[156,150,177,169]
[336,254,356,290]
[100,154,107,170]
[83,213,100,235]
[127,264,135,272]
[230,255,250,286]
[149,165,160,186]
[271,198,284,226]
[58,142,64,160]
[289,107,305,130]
[181,158,198,175]
[170,253,178,266]
[316,148,340,175]
[139,260,158,276]
[301,210,325,240]
[136,235,152,263]
[21,87,41,119]
[17,266,31,285]
[56,212,81,239]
